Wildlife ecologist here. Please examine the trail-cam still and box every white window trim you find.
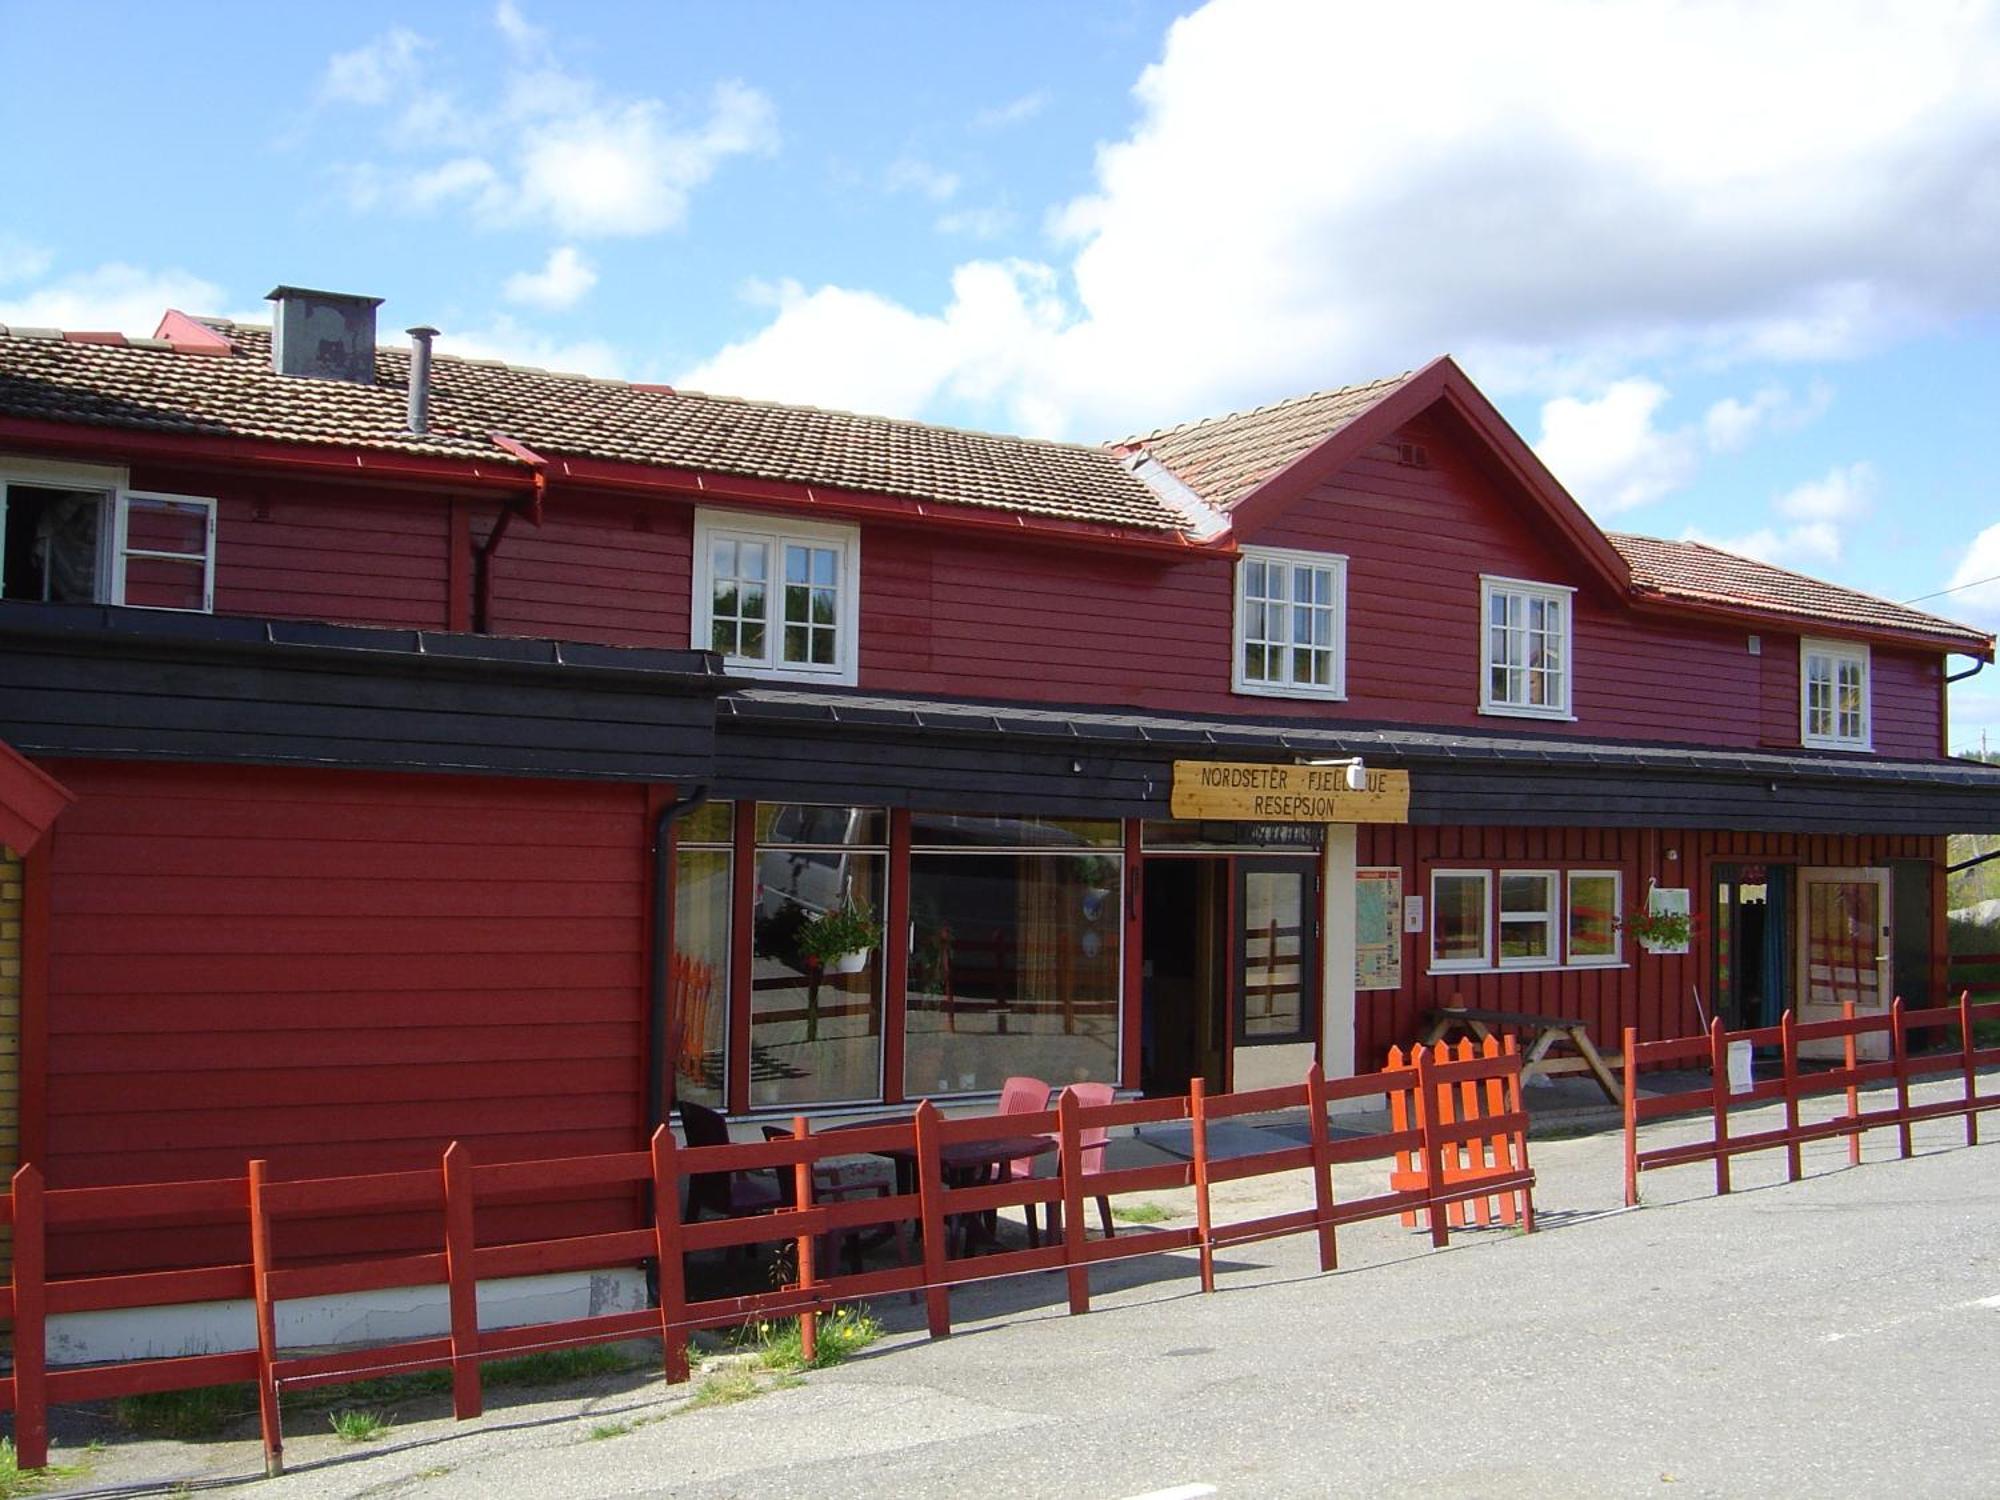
[691,508,860,687]
[1496,867,1560,970]
[1564,868,1623,968]
[1479,574,1576,721]
[111,492,217,614]
[1799,637,1872,752]
[1232,544,1348,701]
[1430,868,1492,972]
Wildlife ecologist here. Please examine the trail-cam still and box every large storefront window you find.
[672,800,735,1108]
[906,815,1121,1098]
[751,804,886,1107]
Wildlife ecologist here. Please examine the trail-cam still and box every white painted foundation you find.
[45,1267,649,1369]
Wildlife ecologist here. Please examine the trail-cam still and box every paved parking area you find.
[46,1080,2000,1499]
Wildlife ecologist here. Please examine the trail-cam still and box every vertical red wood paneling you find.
[20,837,50,1169]
[726,800,756,1116]
[882,809,911,1105]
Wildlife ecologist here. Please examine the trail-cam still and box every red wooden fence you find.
[1622,993,2000,1205]
[0,1051,1532,1476]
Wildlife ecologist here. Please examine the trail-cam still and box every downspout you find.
[1946,658,1986,685]
[473,435,551,633]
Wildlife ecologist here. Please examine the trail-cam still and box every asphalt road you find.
[71,1093,2000,1499]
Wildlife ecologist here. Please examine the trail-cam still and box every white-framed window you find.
[1431,870,1491,971]
[1233,545,1347,699]
[692,510,859,685]
[1,460,215,613]
[1480,575,1574,719]
[1497,869,1558,968]
[1801,638,1870,751]
[1566,870,1622,967]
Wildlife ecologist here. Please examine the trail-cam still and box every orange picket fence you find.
[1622,992,2000,1205]
[0,1048,1533,1477]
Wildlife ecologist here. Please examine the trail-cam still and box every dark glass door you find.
[1235,859,1317,1048]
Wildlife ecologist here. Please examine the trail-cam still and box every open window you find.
[1,475,215,613]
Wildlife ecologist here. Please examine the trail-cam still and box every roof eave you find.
[1627,587,1995,660]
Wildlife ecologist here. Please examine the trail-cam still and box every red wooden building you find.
[0,286,1994,1351]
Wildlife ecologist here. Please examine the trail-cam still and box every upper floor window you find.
[692,510,859,685]
[1801,638,1869,750]
[1233,546,1346,699]
[1480,575,1573,719]
[1,465,215,613]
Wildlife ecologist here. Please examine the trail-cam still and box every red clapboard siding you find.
[1350,824,1938,1069]
[480,497,691,647]
[41,760,651,1275]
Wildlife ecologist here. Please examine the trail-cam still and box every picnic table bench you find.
[1420,1005,1624,1105]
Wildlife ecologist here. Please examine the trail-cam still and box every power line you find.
[1903,571,2000,605]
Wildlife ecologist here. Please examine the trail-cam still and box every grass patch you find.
[328,1407,392,1444]
[485,1345,634,1389]
[113,1383,252,1440]
[0,1439,87,1498]
[679,1366,761,1413]
[586,1421,634,1441]
[752,1306,883,1372]
[1110,1201,1173,1224]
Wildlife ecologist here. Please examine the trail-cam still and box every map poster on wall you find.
[1355,867,1404,990]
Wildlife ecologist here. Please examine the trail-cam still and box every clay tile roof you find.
[1120,373,1414,508]
[0,320,1185,532]
[1610,533,1992,653]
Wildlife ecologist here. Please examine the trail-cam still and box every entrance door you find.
[1140,859,1229,1096]
[1797,867,1892,1060]
[1236,859,1318,1052]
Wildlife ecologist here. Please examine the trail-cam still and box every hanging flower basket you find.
[1619,905,1692,953]
[798,901,881,974]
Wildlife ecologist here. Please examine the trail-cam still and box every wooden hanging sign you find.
[1170,760,1411,823]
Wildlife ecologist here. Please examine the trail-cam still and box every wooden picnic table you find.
[1419,1005,1624,1105]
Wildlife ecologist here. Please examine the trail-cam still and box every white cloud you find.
[935,205,1017,240]
[504,246,597,310]
[0,263,227,336]
[1682,521,1843,569]
[1944,522,2000,628]
[885,158,960,203]
[320,27,426,106]
[320,11,776,238]
[1703,380,1833,453]
[1533,380,1699,514]
[440,314,626,378]
[678,0,2000,438]
[0,237,53,286]
[973,92,1048,131]
[1773,461,1875,524]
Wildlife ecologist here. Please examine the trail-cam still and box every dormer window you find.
[692,509,859,685]
[1232,546,1347,699]
[1480,575,1573,719]
[1801,638,1870,750]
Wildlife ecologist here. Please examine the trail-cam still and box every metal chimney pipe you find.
[406,325,439,434]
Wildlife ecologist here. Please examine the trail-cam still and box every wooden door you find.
[1796,867,1892,1061]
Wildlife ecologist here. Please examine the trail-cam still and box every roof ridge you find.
[1612,531,1980,636]
[208,318,1125,460]
[1119,369,1414,447]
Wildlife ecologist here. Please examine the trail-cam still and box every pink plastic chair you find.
[1060,1081,1117,1240]
[998,1076,1051,1244]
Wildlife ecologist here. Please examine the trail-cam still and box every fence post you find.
[440,1143,482,1420]
[791,1116,817,1366]
[1621,1026,1640,1206]
[1059,1088,1090,1314]
[1191,1078,1215,1293]
[1890,998,1913,1160]
[914,1101,951,1338]
[1708,1018,1731,1196]
[246,1159,283,1477]
[1414,1045,1449,1249]
[10,1165,46,1473]
[648,1125,691,1384]
[1306,1062,1337,1273]
[1842,1000,1862,1167]
[1503,1035,1534,1233]
[1389,1047,1417,1227]
[1961,990,1980,1149]
[1781,1010,1802,1183]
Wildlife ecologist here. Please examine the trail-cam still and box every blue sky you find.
[2,0,1997,751]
